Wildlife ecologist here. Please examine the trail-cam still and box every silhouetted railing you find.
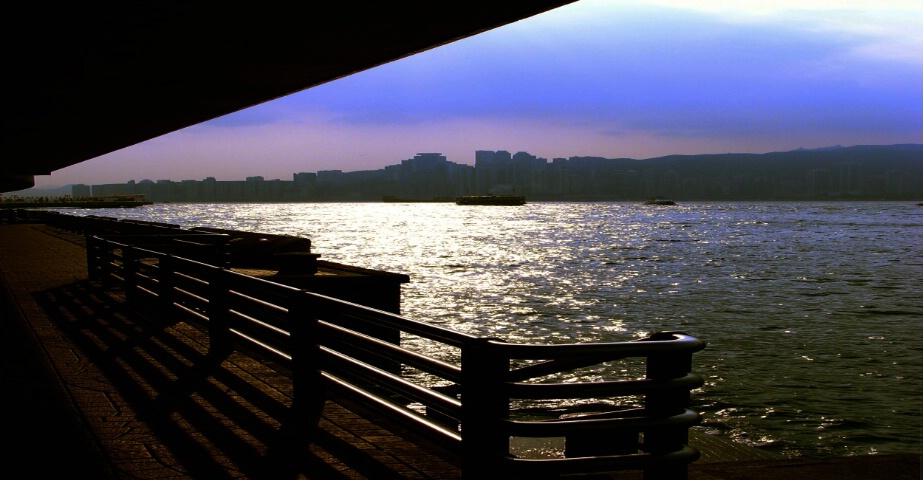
[32,209,709,477]
[82,229,707,479]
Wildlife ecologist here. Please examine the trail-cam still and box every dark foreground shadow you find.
[34,280,459,480]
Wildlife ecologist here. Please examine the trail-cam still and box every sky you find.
[33,0,923,188]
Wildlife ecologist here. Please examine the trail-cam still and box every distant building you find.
[78,145,922,203]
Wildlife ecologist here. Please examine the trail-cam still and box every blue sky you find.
[35,0,922,188]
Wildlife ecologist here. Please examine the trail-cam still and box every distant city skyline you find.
[18,143,920,191]
[31,0,922,189]
[40,145,919,203]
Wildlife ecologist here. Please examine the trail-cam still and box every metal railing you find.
[82,227,706,479]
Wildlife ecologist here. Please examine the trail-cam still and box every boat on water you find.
[455,195,526,206]
[643,197,676,206]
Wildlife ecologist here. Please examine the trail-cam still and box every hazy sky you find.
[34,0,922,188]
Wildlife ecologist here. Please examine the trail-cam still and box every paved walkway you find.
[1,221,919,479]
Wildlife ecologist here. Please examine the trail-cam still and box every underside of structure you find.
[1,1,576,192]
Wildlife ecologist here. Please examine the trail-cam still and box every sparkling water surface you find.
[56,201,923,458]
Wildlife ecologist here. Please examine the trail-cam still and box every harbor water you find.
[51,201,923,459]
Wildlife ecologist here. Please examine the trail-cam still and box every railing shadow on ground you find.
[34,279,457,480]
[27,211,707,479]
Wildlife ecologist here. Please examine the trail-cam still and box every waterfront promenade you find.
[1,221,919,479]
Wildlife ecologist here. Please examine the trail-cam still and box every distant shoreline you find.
[0,201,152,209]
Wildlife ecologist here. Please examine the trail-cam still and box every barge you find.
[455,195,526,206]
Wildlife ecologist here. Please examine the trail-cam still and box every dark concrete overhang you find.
[1,1,576,193]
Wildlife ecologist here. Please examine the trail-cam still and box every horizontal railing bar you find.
[169,278,209,299]
[502,408,701,437]
[226,295,290,331]
[226,290,289,314]
[318,321,463,384]
[506,356,633,382]
[105,272,125,283]
[321,371,463,446]
[170,288,208,312]
[171,269,209,287]
[130,284,159,300]
[228,328,293,365]
[319,347,462,418]
[226,311,291,350]
[484,334,705,359]
[222,270,303,297]
[505,373,705,399]
[166,258,216,278]
[171,301,209,323]
[307,292,478,347]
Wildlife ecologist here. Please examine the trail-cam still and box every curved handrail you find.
[484,333,705,359]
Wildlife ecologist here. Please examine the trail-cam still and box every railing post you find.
[206,265,233,362]
[123,246,139,304]
[100,241,117,290]
[157,254,176,311]
[214,235,231,269]
[287,292,325,441]
[460,338,509,480]
[643,333,696,480]
[85,234,100,281]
